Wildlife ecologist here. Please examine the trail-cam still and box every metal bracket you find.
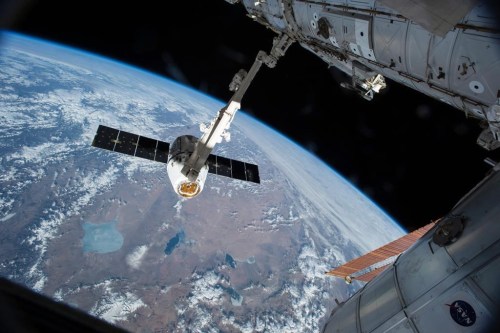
[477,101,500,151]
[263,34,294,68]
[341,62,387,101]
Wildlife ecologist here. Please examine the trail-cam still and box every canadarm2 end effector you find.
[181,34,294,181]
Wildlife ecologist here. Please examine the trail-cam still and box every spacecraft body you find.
[235,0,500,149]
[167,135,209,198]
[91,126,260,198]
[321,163,500,332]
[223,1,500,330]
[90,37,288,198]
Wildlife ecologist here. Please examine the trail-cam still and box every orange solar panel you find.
[326,222,435,282]
[354,264,390,282]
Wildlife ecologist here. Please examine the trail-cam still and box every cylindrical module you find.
[167,135,208,198]
[239,0,500,146]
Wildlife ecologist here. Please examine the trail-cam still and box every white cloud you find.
[25,165,119,291]
[0,212,16,222]
[126,245,149,270]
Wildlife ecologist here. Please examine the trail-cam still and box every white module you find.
[229,0,500,150]
[167,135,209,198]
[321,162,500,332]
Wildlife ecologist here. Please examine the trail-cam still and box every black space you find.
[4,0,499,231]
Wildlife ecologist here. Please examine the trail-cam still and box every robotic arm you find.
[181,34,294,181]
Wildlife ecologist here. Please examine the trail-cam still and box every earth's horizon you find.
[0,31,405,332]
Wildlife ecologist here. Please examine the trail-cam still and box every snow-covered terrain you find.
[0,32,404,332]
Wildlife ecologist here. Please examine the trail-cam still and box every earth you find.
[0,32,405,332]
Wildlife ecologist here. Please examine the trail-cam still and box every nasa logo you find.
[447,300,476,327]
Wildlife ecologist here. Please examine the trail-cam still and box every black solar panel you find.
[114,131,139,155]
[206,154,260,184]
[91,125,169,163]
[245,163,260,183]
[135,136,157,160]
[215,156,232,178]
[155,141,170,163]
[92,125,260,184]
[207,154,217,174]
[230,159,246,181]
[92,125,119,150]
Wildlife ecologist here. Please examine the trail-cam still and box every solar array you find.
[92,125,260,184]
[206,154,260,184]
[326,222,436,282]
